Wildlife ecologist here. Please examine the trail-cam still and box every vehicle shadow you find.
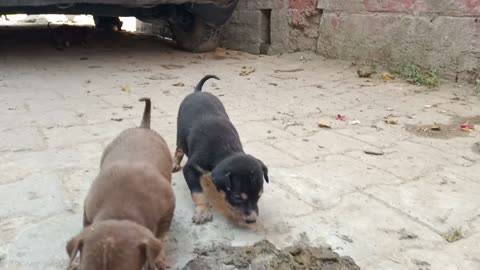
[0,24,179,59]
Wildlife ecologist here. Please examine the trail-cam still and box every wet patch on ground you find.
[405,115,479,139]
[182,240,360,270]
[472,142,480,155]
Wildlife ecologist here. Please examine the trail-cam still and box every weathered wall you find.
[222,0,480,82]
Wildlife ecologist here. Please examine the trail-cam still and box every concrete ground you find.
[1,19,480,270]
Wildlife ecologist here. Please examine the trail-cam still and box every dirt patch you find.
[182,240,360,270]
[405,116,479,139]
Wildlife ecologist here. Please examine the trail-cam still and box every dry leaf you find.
[239,67,256,76]
[318,123,332,129]
[382,72,395,81]
[173,82,185,87]
[385,119,398,125]
[364,150,384,156]
[121,85,130,92]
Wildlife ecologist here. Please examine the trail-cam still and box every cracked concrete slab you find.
[0,25,479,270]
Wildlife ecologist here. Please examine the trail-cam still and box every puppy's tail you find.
[139,97,151,129]
[194,75,220,92]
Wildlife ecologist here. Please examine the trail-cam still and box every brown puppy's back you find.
[85,99,174,237]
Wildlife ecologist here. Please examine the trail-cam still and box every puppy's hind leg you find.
[172,147,184,172]
[183,162,212,224]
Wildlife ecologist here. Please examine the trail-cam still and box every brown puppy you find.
[66,98,175,270]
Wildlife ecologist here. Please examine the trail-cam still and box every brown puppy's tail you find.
[194,75,220,92]
[139,97,151,129]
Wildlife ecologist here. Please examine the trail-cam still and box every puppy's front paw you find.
[172,164,182,173]
[192,206,212,224]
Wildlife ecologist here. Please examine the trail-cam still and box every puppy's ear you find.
[141,238,166,270]
[257,159,269,183]
[212,170,231,192]
[66,234,83,266]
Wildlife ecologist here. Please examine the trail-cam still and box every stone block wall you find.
[222,0,480,82]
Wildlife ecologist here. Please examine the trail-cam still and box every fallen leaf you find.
[444,228,464,242]
[382,72,395,81]
[431,125,441,131]
[239,67,256,76]
[336,114,346,121]
[364,150,384,156]
[318,123,332,129]
[111,118,123,122]
[173,82,185,87]
[121,86,130,92]
[385,119,398,125]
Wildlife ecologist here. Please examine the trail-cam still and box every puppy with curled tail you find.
[173,75,269,225]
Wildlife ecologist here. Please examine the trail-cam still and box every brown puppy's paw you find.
[192,206,213,224]
[172,164,182,173]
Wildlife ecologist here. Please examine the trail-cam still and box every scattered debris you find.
[268,74,298,80]
[173,82,185,87]
[357,66,376,78]
[336,114,346,121]
[122,105,133,110]
[412,259,431,270]
[382,72,395,81]
[239,66,256,76]
[364,150,384,156]
[182,240,360,270]
[120,85,130,92]
[85,80,91,84]
[269,82,278,86]
[161,64,185,70]
[424,105,433,108]
[318,123,332,129]
[444,228,464,242]
[274,68,304,73]
[110,118,123,122]
[385,119,398,125]
[146,73,179,80]
[405,116,480,139]
[460,124,475,132]
[336,234,354,243]
[349,120,361,125]
[398,229,418,240]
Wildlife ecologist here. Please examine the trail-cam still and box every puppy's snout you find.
[244,210,258,224]
[245,218,257,224]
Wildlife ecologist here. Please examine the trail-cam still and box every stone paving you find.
[0,27,479,270]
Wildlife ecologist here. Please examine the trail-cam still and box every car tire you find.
[93,16,122,31]
[170,15,221,53]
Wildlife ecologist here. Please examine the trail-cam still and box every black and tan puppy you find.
[66,98,175,270]
[173,75,269,225]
